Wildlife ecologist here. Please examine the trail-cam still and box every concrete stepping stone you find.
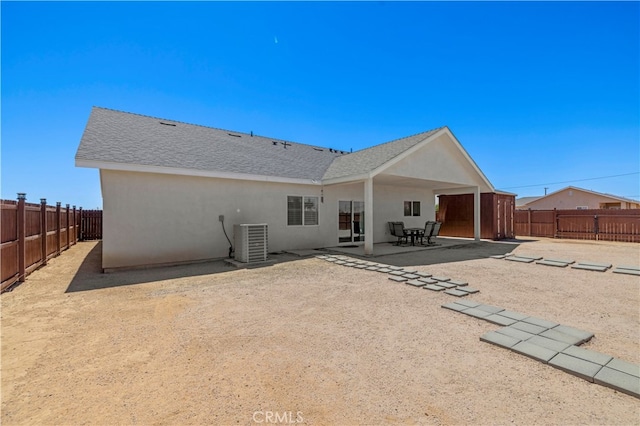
[448,279,468,287]
[406,279,426,287]
[496,326,536,341]
[316,255,329,259]
[511,321,548,335]
[335,260,347,265]
[498,310,529,321]
[511,341,559,363]
[459,307,493,318]
[484,314,517,326]
[377,268,392,273]
[325,258,338,262]
[548,352,603,382]
[475,304,505,314]
[490,254,507,259]
[606,358,640,377]
[423,284,445,291]
[431,276,450,282]
[481,331,521,349]
[545,258,575,264]
[402,273,420,280]
[612,268,640,276]
[551,325,594,344]
[454,299,482,308]
[388,266,404,270]
[526,335,572,352]
[594,367,640,398]
[388,270,406,276]
[571,263,609,272]
[388,276,408,283]
[536,260,571,267]
[539,328,584,346]
[344,262,357,267]
[418,278,438,284]
[402,269,418,274]
[441,302,470,312]
[415,272,432,278]
[354,264,368,269]
[521,316,559,329]
[616,265,640,271]
[444,288,468,297]
[505,256,535,263]
[365,266,380,271]
[437,282,458,289]
[456,287,479,294]
[517,254,544,260]
[578,261,613,269]
[562,345,612,366]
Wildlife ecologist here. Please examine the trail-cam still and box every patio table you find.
[405,227,424,246]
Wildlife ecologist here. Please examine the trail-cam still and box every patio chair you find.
[391,222,409,246]
[426,221,442,245]
[419,221,436,245]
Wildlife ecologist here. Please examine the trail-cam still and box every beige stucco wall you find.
[100,170,438,269]
[523,189,640,210]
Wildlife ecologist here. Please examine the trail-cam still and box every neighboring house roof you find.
[518,186,640,207]
[76,106,494,191]
[516,196,542,207]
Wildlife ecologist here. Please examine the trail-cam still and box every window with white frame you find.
[404,201,421,216]
[287,196,319,226]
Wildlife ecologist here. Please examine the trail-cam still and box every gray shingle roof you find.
[76,107,344,181]
[76,107,445,182]
[322,127,443,180]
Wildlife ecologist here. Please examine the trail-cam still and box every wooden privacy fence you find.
[514,209,640,243]
[1,194,103,292]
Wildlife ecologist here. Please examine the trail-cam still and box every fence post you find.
[65,204,70,249]
[527,208,532,236]
[79,207,83,241]
[17,193,26,282]
[72,206,76,244]
[40,198,48,266]
[553,208,558,239]
[594,215,599,241]
[56,202,61,256]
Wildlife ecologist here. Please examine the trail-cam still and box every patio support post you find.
[473,186,481,241]
[364,177,374,255]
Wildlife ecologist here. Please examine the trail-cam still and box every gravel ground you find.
[1,238,639,425]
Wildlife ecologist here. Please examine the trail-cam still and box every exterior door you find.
[338,201,365,243]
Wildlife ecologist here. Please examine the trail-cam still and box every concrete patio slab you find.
[562,345,612,366]
[475,304,505,314]
[444,289,468,297]
[548,353,603,382]
[406,280,426,287]
[605,358,640,377]
[521,316,559,329]
[539,329,584,346]
[511,341,558,363]
[424,284,445,291]
[480,331,521,349]
[551,325,594,344]
[484,314,517,326]
[441,302,469,312]
[526,335,572,352]
[594,367,640,399]
[498,310,529,321]
[388,276,408,283]
[496,327,536,341]
[511,321,548,335]
[453,299,481,308]
[431,276,451,282]
[456,287,479,294]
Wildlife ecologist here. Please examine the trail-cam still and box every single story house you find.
[75,107,495,270]
[516,186,640,210]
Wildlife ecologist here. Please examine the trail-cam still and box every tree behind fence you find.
[514,209,640,243]
[1,195,103,292]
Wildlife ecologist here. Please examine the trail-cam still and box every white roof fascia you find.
[76,159,322,186]
[321,173,372,186]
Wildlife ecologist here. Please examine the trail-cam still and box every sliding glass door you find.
[338,201,365,243]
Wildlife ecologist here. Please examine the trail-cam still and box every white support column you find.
[474,186,481,241]
[364,178,374,255]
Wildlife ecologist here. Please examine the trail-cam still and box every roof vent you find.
[159,122,176,127]
[228,133,241,137]
[272,141,278,145]
[329,148,333,153]
[313,148,323,152]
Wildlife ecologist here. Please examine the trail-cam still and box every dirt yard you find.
[1,238,639,425]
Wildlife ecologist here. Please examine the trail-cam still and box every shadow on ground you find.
[66,242,308,293]
[337,240,521,267]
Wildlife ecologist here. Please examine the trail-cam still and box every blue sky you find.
[2,1,639,209]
